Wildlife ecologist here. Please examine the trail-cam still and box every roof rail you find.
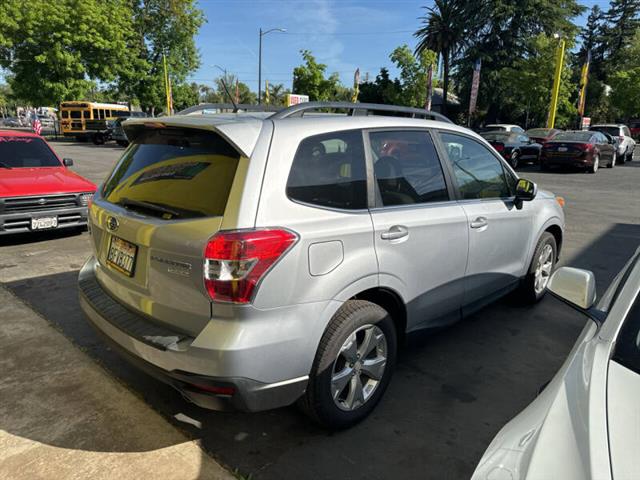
[176,103,281,116]
[270,101,453,124]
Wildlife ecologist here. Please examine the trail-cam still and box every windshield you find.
[102,127,240,219]
[553,132,592,142]
[526,128,551,136]
[590,126,620,136]
[0,136,61,168]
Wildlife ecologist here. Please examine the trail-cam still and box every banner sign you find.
[425,63,433,111]
[468,59,482,117]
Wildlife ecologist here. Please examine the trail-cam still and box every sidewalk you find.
[0,286,233,480]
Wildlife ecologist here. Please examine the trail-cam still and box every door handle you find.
[381,225,409,240]
[470,217,488,229]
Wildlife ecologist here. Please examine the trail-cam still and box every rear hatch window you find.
[102,127,240,219]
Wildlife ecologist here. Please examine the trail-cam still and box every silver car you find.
[589,124,636,163]
[473,247,640,480]
[78,102,565,429]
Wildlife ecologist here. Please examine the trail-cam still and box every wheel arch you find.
[349,287,408,347]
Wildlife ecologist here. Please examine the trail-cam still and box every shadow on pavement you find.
[4,223,640,479]
[0,227,85,248]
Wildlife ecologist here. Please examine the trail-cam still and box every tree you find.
[266,83,290,106]
[292,50,345,101]
[608,29,640,120]
[414,0,466,117]
[117,0,205,113]
[390,45,437,107]
[601,0,640,65]
[359,68,403,105]
[0,0,134,106]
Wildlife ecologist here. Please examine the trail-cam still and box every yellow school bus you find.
[59,101,130,139]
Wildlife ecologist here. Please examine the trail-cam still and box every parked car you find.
[78,102,565,429]
[0,130,96,234]
[481,124,525,133]
[1,117,21,128]
[589,124,636,163]
[629,120,640,140]
[480,131,542,168]
[473,247,640,480]
[525,127,561,144]
[540,130,617,173]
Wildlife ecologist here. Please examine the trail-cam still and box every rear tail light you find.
[542,142,551,149]
[204,228,298,304]
[492,143,505,152]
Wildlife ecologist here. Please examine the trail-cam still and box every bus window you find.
[62,111,69,119]
[92,109,98,119]
[70,111,81,119]
[106,110,112,117]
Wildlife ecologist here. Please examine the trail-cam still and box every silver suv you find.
[589,124,636,163]
[79,102,565,429]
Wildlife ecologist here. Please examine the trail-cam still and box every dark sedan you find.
[540,130,616,173]
[525,127,562,144]
[480,131,541,168]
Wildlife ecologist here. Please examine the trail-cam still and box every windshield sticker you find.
[132,161,210,185]
[0,137,33,143]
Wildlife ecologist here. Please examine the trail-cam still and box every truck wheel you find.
[517,232,557,304]
[300,300,397,430]
[93,132,105,145]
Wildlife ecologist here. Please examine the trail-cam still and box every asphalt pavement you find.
[1,141,639,479]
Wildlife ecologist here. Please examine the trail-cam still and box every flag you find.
[351,68,360,103]
[425,63,433,111]
[265,80,270,104]
[577,50,591,117]
[32,117,42,136]
[468,59,482,119]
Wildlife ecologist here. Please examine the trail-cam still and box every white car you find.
[484,124,525,133]
[473,247,640,480]
[589,124,636,163]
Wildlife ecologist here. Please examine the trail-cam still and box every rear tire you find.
[510,150,520,169]
[627,150,634,162]
[589,155,599,174]
[608,152,616,168]
[93,132,105,145]
[619,150,626,164]
[517,232,557,304]
[300,300,397,430]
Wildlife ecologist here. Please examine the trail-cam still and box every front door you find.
[367,129,468,330]
[437,132,535,313]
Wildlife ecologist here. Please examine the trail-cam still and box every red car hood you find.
[0,167,96,198]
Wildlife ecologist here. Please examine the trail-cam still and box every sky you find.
[190,0,612,93]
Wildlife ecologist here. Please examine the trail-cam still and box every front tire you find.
[608,151,616,168]
[517,232,557,303]
[301,300,397,430]
[510,150,520,169]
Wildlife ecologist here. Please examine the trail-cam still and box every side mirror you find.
[548,267,597,309]
[515,178,537,201]
[63,157,73,167]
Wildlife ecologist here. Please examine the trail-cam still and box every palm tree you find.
[268,83,287,105]
[414,0,465,117]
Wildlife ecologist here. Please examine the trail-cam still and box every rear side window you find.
[286,130,367,210]
[102,128,240,219]
[0,136,60,168]
[369,130,448,206]
[623,127,631,137]
[612,289,640,375]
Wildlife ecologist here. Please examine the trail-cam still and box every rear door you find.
[367,129,468,330]
[594,132,614,164]
[90,126,245,336]
[436,131,535,313]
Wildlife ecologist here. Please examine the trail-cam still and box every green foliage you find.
[265,83,291,106]
[608,29,640,120]
[292,50,351,101]
[0,0,134,105]
[390,45,437,107]
[359,68,403,105]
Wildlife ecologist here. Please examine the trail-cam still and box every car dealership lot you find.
[1,142,639,479]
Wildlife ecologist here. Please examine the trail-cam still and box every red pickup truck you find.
[0,130,96,235]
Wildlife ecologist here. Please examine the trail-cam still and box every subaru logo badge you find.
[107,216,119,231]
[38,198,46,205]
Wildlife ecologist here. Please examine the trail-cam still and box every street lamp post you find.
[547,35,566,129]
[258,27,286,104]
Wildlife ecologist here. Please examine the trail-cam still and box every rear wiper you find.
[0,162,13,169]
[119,197,182,218]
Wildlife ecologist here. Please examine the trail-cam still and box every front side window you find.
[612,288,640,375]
[102,127,240,219]
[369,130,448,206]
[439,132,511,200]
[286,130,367,210]
[0,136,61,168]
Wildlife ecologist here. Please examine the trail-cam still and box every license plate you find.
[31,216,58,230]
[558,146,568,152]
[106,236,138,277]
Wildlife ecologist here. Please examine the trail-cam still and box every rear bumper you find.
[542,155,593,168]
[78,257,315,412]
[0,206,88,235]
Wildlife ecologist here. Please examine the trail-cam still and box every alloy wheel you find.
[534,244,554,294]
[331,324,387,411]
